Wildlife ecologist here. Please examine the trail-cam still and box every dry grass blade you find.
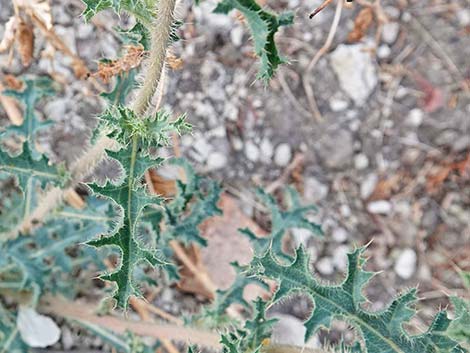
[0,17,18,53]
[15,0,52,29]
[170,241,217,300]
[42,295,222,349]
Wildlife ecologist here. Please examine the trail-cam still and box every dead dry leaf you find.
[3,74,24,90]
[426,153,470,193]
[17,20,34,66]
[200,193,266,292]
[348,7,374,43]
[92,45,145,83]
[167,52,183,70]
[369,174,403,201]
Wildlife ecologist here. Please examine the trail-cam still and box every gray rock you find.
[332,245,349,271]
[304,177,329,202]
[271,314,307,347]
[207,151,227,171]
[315,129,354,169]
[44,98,68,121]
[330,44,377,106]
[274,143,292,167]
[394,248,417,280]
[382,22,400,44]
[291,228,313,247]
[332,227,348,243]
[192,136,212,162]
[61,326,74,350]
[316,257,334,275]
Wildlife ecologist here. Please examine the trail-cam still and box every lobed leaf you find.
[1,77,56,160]
[250,246,467,353]
[213,0,293,80]
[81,0,155,25]
[240,187,322,262]
[88,108,189,308]
[0,195,119,302]
[0,143,67,234]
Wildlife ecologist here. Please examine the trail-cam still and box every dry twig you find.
[303,0,344,121]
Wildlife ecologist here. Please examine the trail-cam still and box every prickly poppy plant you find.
[0,0,469,353]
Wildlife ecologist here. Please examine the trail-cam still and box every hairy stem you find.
[131,0,177,116]
[12,0,178,235]
[12,135,117,235]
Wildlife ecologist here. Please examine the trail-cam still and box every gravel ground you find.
[1,0,469,350]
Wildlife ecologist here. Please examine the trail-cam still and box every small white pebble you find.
[232,137,243,151]
[407,108,424,127]
[332,245,350,271]
[382,22,400,44]
[259,138,274,161]
[332,227,348,243]
[329,97,349,112]
[394,248,417,280]
[354,153,369,170]
[206,152,227,171]
[274,143,292,167]
[360,174,378,200]
[367,200,392,214]
[244,141,260,162]
[316,257,334,276]
[377,44,391,59]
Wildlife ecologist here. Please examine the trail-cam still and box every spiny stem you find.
[131,0,177,116]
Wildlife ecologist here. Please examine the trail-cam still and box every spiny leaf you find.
[116,22,151,50]
[447,297,470,345]
[250,246,466,353]
[88,109,188,308]
[0,195,119,302]
[0,143,67,234]
[99,106,190,150]
[157,159,222,247]
[219,299,278,353]
[242,298,278,352]
[201,262,269,325]
[1,77,56,160]
[101,69,138,106]
[140,158,222,252]
[0,142,65,191]
[81,0,154,25]
[213,0,293,80]
[240,187,322,262]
